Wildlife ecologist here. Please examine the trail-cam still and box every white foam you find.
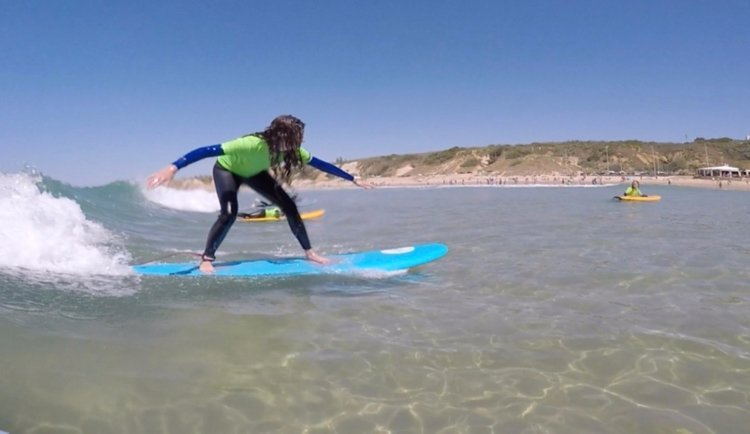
[381,246,415,254]
[141,184,220,212]
[0,172,130,275]
[345,268,408,278]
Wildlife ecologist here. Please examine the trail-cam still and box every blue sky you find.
[1,0,748,185]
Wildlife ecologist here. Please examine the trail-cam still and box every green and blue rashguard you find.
[172,134,354,181]
[170,134,355,260]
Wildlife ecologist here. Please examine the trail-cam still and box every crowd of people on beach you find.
[294,172,750,191]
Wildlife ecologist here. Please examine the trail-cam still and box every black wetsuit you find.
[203,163,309,260]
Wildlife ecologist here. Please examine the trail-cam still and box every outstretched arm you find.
[308,157,374,189]
[172,144,224,169]
[147,144,223,189]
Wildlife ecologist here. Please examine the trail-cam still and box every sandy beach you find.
[171,173,750,192]
[292,174,750,192]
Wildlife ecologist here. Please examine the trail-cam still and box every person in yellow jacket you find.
[239,206,283,219]
[624,180,647,197]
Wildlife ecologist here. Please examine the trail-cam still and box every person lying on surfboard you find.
[623,180,647,197]
[238,194,298,219]
[238,205,282,219]
[146,114,373,273]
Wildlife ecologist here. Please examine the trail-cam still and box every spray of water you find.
[140,184,220,212]
[0,172,130,275]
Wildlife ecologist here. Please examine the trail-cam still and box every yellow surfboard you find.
[240,209,326,222]
[615,195,661,202]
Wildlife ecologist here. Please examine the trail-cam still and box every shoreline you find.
[292,174,750,192]
[169,174,750,192]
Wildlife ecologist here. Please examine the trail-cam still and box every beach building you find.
[695,164,749,178]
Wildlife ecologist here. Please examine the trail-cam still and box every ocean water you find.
[1,170,749,434]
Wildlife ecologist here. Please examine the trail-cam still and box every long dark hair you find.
[252,115,306,185]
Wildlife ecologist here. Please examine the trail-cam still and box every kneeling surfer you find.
[624,180,647,197]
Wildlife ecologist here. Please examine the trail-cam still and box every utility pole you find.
[704,144,710,166]
[606,146,610,172]
[651,145,657,178]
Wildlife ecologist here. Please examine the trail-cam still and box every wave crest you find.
[0,172,131,275]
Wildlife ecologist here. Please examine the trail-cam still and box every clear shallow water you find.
[1,173,749,433]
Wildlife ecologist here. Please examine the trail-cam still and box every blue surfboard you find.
[132,243,448,277]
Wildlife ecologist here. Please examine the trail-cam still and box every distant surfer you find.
[623,180,647,197]
[147,115,372,273]
[239,197,292,219]
[238,205,282,219]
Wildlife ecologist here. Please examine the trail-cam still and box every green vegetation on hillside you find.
[175,138,750,186]
[345,138,750,178]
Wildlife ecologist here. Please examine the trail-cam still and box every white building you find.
[695,164,749,178]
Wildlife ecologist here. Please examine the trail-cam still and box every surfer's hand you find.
[147,165,177,189]
[353,177,375,189]
[305,249,330,265]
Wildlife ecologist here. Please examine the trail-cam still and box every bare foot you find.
[199,260,215,273]
[305,249,330,265]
